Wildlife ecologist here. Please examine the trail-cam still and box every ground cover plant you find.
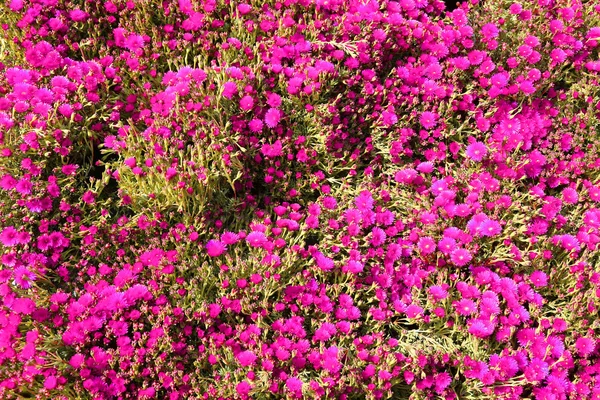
[0,0,600,398]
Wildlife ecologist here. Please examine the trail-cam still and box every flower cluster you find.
[1,0,600,399]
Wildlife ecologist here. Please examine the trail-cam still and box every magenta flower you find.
[465,142,488,161]
[246,231,267,247]
[434,372,451,394]
[237,350,257,367]
[248,118,263,132]
[562,187,579,204]
[13,266,36,289]
[382,109,398,127]
[286,377,303,396]
[417,236,436,255]
[450,248,472,266]
[454,299,477,316]
[236,381,252,397]
[405,304,424,318]
[315,252,334,271]
[221,231,240,245]
[239,95,254,111]
[0,227,19,247]
[222,81,237,99]
[438,237,456,254]
[481,23,499,39]
[345,260,363,274]
[480,219,502,237]
[524,359,549,382]
[322,196,337,210]
[575,337,595,357]
[264,108,281,128]
[529,271,548,287]
[266,92,281,108]
[82,190,95,204]
[419,111,438,129]
[370,227,386,247]
[206,240,226,257]
[468,319,494,338]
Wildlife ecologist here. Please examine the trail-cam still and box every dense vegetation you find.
[1,0,600,398]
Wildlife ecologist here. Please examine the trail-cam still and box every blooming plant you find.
[1,0,600,399]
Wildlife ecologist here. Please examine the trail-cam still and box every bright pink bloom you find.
[466,142,487,161]
[451,248,472,266]
[236,381,252,397]
[418,236,436,255]
[266,93,281,108]
[286,377,303,395]
[206,240,226,257]
[419,111,438,129]
[529,271,547,287]
[248,118,263,132]
[237,350,257,367]
[246,231,267,247]
[239,95,254,111]
[82,191,95,204]
[0,227,19,247]
[575,337,595,357]
[454,299,477,316]
[222,81,237,99]
[264,108,281,128]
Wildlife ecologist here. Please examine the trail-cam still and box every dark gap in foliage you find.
[304,234,319,249]
[444,0,460,12]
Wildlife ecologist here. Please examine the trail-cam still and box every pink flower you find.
[315,252,334,271]
[429,285,448,301]
[524,358,549,382]
[529,271,547,287]
[370,227,386,247]
[322,196,337,210]
[237,350,257,367]
[82,191,95,204]
[44,376,57,390]
[481,23,499,39]
[266,92,281,108]
[15,179,33,195]
[206,240,226,257]
[239,95,254,111]
[222,81,237,99]
[221,232,240,245]
[69,9,88,22]
[286,377,303,395]
[248,118,263,132]
[417,236,436,255]
[466,142,488,161]
[236,381,252,397]
[434,372,451,394]
[454,299,477,316]
[69,354,85,368]
[345,260,363,274]
[468,319,494,338]
[450,248,472,266]
[264,108,281,128]
[405,304,423,318]
[575,337,595,357]
[0,227,19,247]
[419,111,438,129]
[246,231,267,247]
[237,4,252,15]
[382,109,398,127]
[438,237,456,254]
[562,187,579,204]
[480,219,502,237]
[13,266,36,289]
[314,322,336,342]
